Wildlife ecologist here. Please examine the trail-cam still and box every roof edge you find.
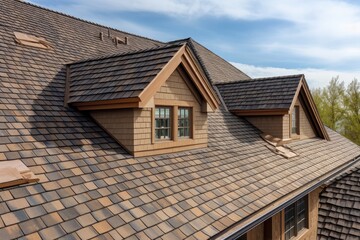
[212,154,360,240]
[215,74,304,86]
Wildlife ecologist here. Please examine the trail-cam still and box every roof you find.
[68,44,183,103]
[0,0,359,239]
[317,165,360,240]
[215,75,302,112]
[169,38,251,83]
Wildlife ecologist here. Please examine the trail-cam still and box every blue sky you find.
[29,0,360,88]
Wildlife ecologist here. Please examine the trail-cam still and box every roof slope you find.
[169,38,251,83]
[216,75,302,111]
[68,44,182,103]
[0,0,359,239]
[317,165,360,240]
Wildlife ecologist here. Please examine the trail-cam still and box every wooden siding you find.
[246,95,316,141]
[90,109,135,153]
[297,99,316,139]
[246,116,284,139]
[246,187,322,240]
[91,68,208,157]
[247,222,264,240]
[134,68,208,157]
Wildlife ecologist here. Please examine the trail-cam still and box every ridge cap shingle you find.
[215,74,304,86]
[68,43,184,66]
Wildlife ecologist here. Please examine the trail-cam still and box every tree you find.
[312,76,360,146]
[320,76,345,131]
[343,79,360,145]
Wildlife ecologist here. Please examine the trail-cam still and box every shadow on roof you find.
[28,66,131,156]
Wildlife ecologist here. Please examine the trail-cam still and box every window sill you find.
[288,228,308,240]
[291,134,300,140]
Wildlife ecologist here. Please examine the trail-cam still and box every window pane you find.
[178,108,191,138]
[155,107,171,140]
[285,204,295,240]
[292,106,298,134]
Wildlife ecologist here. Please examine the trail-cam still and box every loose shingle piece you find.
[318,165,360,240]
[216,75,302,111]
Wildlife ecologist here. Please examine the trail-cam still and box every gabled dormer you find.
[216,75,330,141]
[65,43,220,157]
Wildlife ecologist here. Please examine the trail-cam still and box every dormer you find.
[65,44,220,157]
[216,75,329,141]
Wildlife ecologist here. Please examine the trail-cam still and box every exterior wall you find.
[133,69,207,156]
[246,96,316,141]
[297,99,316,139]
[246,116,283,139]
[246,187,322,240]
[282,114,290,139]
[90,109,135,152]
[91,68,208,157]
[247,222,264,240]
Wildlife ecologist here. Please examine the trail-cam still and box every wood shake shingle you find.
[0,0,359,240]
[317,165,360,240]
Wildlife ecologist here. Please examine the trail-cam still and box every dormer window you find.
[292,106,299,135]
[178,107,191,138]
[155,107,172,140]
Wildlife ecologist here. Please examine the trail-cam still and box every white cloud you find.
[60,0,360,64]
[231,62,359,88]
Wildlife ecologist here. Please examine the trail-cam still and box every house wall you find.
[90,108,135,152]
[296,99,316,139]
[91,68,208,157]
[246,96,316,141]
[247,222,264,240]
[246,116,284,139]
[246,187,322,240]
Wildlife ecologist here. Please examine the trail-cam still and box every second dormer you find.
[65,43,220,157]
[216,75,329,142]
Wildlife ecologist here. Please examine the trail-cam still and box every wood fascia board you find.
[75,102,140,111]
[288,76,304,114]
[64,65,70,107]
[232,109,288,116]
[182,48,220,110]
[300,80,330,140]
[181,56,218,111]
[70,97,140,107]
[138,45,186,107]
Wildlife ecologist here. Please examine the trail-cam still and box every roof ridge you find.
[188,38,252,80]
[15,0,164,45]
[215,74,304,85]
[68,43,184,65]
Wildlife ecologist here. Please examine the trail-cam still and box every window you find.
[292,106,299,134]
[284,196,308,240]
[155,107,171,140]
[178,107,191,138]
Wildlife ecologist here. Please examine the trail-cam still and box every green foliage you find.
[312,77,360,145]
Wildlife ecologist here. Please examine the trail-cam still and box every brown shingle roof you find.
[68,44,183,103]
[215,75,302,111]
[0,0,359,239]
[317,165,360,240]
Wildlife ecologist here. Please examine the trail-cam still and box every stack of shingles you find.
[317,165,360,240]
